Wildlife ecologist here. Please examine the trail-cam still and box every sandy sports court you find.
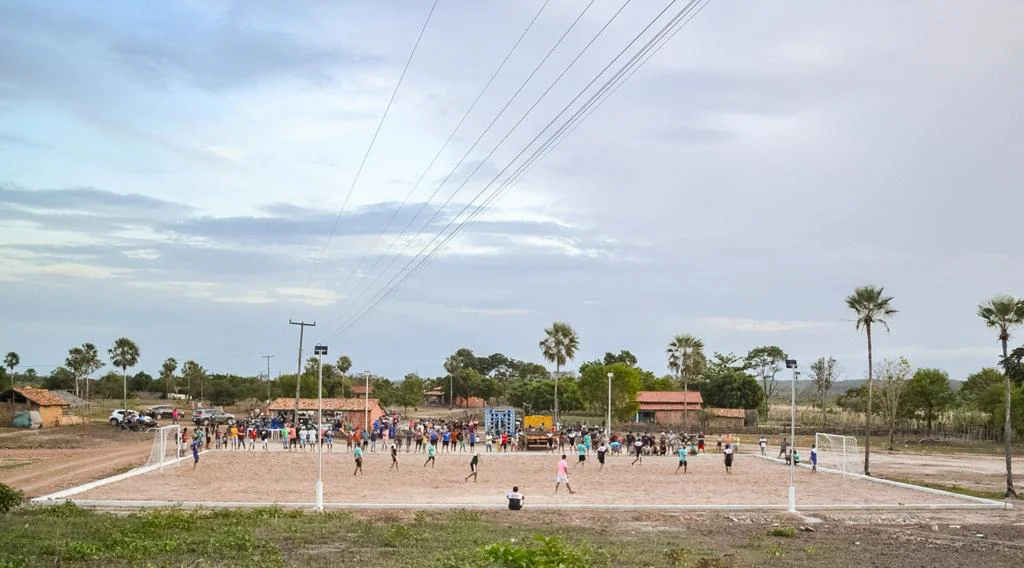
[71,448,988,509]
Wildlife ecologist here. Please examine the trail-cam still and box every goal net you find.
[814,433,860,476]
[146,425,182,470]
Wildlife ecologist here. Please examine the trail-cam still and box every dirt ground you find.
[870,451,1023,491]
[77,448,981,507]
[0,424,151,496]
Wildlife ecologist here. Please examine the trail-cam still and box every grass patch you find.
[882,476,1009,500]
[767,527,797,538]
[0,506,769,567]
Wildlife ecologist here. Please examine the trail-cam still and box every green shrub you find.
[481,535,589,568]
[767,527,796,538]
[0,484,23,515]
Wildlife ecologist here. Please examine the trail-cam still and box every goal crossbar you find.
[147,425,182,471]
[815,432,859,476]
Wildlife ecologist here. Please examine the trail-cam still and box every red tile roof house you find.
[267,397,386,429]
[633,391,703,426]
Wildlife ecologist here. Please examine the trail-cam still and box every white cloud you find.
[698,317,833,333]
[204,145,247,162]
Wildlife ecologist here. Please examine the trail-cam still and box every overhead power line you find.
[321,0,600,326]
[327,0,630,331]
[328,0,713,339]
[294,0,439,303]
[327,0,553,309]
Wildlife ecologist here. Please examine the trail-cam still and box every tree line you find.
[3,288,1022,496]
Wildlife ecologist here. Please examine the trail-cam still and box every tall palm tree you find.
[977,294,1024,498]
[539,322,579,425]
[3,352,19,389]
[846,285,897,476]
[160,357,178,398]
[666,334,706,431]
[109,338,140,413]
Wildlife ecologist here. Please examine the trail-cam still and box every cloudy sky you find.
[1,0,1021,383]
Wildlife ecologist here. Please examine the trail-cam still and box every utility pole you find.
[289,320,316,426]
[262,355,274,401]
[786,359,799,513]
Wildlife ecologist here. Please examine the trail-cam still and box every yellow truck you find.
[523,415,553,431]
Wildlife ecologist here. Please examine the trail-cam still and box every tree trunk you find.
[1002,338,1016,498]
[683,370,689,432]
[865,324,873,476]
[889,422,895,451]
[554,363,560,427]
[821,395,827,429]
[122,367,128,415]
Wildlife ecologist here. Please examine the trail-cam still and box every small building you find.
[634,391,703,425]
[266,397,386,429]
[703,408,756,430]
[423,387,445,406]
[351,384,374,397]
[455,396,486,408]
[0,386,72,428]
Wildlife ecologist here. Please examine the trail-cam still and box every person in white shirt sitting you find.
[506,486,524,510]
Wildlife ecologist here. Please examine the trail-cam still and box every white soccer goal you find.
[146,425,182,471]
[814,433,860,476]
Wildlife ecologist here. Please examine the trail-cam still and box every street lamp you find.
[785,358,798,513]
[682,346,692,432]
[361,370,372,432]
[606,371,613,440]
[313,344,328,512]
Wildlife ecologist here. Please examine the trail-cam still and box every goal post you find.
[814,433,860,476]
[146,425,182,471]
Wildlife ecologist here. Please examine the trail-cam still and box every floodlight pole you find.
[262,355,274,401]
[786,359,798,513]
[606,371,613,440]
[362,370,371,432]
[314,344,327,512]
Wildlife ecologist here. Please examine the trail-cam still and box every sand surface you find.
[76,446,973,507]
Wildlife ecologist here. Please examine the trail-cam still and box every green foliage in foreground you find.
[0,505,748,568]
[0,484,23,515]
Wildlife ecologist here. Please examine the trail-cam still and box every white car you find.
[109,409,156,427]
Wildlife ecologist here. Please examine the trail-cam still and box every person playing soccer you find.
[390,442,399,472]
[631,437,644,465]
[723,442,734,474]
[583,432,592,455]
[424,441,437,468]
[191,435,202,470]
[555,454,575,494]
[810,444,817,473]
[778,437,789,459]
[759,435,767,456]
[676,444,688,474]
[697,432,705,453]
[353,444,364,476]
[465,452,479,483]
[596,441,608,470]
[575,440,587,468]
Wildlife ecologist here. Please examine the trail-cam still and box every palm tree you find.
[666,335,706,431]
[846,285,897,476]
[160,357,178,398]
[977,294,1024,498]
[336,355,352,375]
[539,322,579,425]
[109,338,140,413]
[3,352,19,389]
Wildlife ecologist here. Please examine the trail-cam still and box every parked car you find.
[145,405,175,419]
[109,409,157,430]
[193,408,235,425]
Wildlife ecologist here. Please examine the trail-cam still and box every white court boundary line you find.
[752,454,1012,510]
[31,451,1011,511]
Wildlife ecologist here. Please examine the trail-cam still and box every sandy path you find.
[0,442,150,497]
